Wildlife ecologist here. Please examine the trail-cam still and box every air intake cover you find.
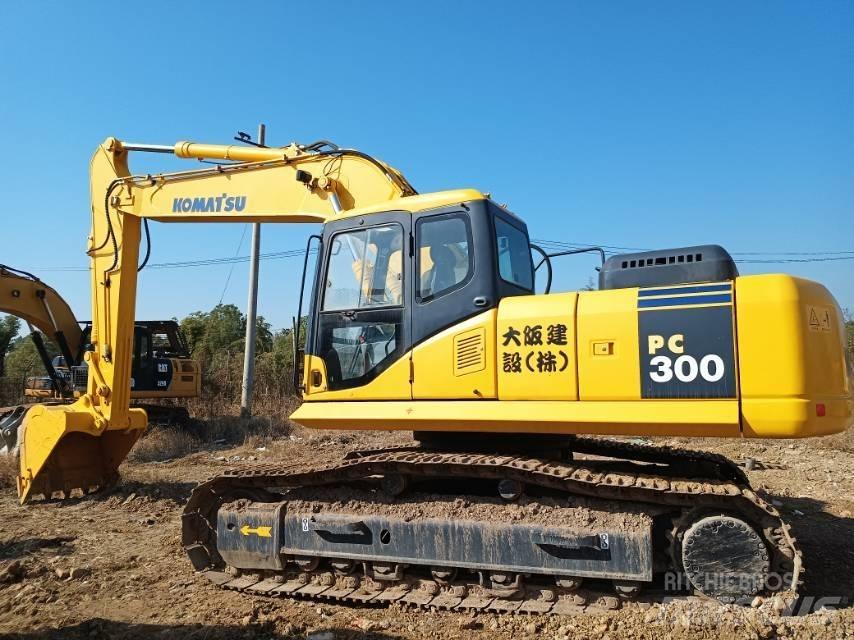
[598,245,738,291]
[453,328,486,376]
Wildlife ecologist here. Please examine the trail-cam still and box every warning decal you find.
[807,306,832,333]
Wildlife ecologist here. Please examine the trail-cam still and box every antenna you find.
[233,129,269,148]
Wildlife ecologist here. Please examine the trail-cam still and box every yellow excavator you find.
[0,265,200,451]
[15,136,852,611]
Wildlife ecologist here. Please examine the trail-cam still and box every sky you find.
[0,1,851,332]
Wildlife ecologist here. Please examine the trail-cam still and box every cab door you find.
[308,212,412,400]
[410,208,498,399]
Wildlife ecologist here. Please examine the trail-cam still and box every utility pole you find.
[240,123,265,417]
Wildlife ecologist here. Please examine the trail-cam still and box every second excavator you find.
[15,135,852,613]
[0,265,199,452]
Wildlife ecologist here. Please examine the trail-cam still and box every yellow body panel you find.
[294,273,851,440]
[736,275,851,437]
[302,352,412,401]
[413,310,497,399]
[497,294,578,400]
[338,189,487,220]
[576,288,641,401]
[292,399,739,437]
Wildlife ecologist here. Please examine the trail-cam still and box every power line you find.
[36,248,312,272]
[533,239,644,253]
[734,256,854,264]
[30,238,854,273]
[531,239,854,263]
[219,224,250,304]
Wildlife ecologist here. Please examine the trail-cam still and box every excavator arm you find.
[17,136,417,502]
[0,265,83,370]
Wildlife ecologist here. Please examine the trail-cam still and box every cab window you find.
[318,223,404,390]
[416,213,472,302]
[152,332,170,350]
[323,225,403,311]
[495,217,533,290]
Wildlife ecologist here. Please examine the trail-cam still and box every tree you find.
[0,315,22,378]
[580,277,597,291]
[843,308,853,364]
[254,315,274,354]
[3,332,59,385]
[179,304,274,364]
[268,319,306,374]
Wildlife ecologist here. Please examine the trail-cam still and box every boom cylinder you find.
[173,141,289,163]
[117,140,293,163]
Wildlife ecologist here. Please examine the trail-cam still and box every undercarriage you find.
[181,437,800,615]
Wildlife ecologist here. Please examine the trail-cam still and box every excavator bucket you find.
[16,401,147,503]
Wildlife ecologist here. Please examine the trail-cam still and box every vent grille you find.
[454,329,486,376]
[621,251,704,269]
[71,365,88,389]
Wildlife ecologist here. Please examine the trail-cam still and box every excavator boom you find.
[17,136,418,501]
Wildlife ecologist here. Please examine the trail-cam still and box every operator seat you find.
[423,244,456,298]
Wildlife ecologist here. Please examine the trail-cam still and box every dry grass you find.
[184,393,300,427]
[204,414,292,441]
[121,348,302,465]
[128,428,200,463]
[129,409,295,463]
[0,453,17,488]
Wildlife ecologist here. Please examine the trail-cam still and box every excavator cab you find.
[109,320,197,398]
[301,200,535,400]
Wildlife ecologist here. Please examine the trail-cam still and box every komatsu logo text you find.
[172,194,247,214]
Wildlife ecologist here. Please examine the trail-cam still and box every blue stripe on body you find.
[638,293,732,308]
[638,283,732,297]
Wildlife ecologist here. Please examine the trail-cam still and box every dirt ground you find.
[1,426,853,640]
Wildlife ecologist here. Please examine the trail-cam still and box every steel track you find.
[182,439,800,615]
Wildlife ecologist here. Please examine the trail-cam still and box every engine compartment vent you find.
[454,328,486,376]
[599,245,738,290]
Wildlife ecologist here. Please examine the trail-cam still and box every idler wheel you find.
[681,515,770,601]
[497,479,523,501]
[380,474,408,497]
